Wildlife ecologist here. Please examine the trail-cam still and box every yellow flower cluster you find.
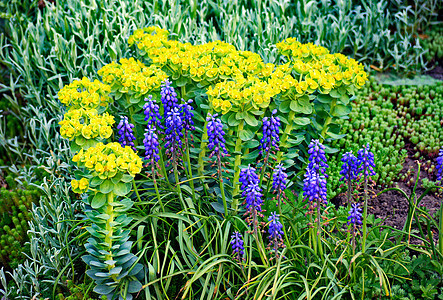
[276,38,368,93]
[71,178,89,194]
[72,142,142,179]
[129,27,368,114]
[59,109,115,141]
[98,58,168,97]
[128,27,280,113]
[58,77,112,110]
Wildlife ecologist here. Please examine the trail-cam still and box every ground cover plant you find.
[0,0,442,299]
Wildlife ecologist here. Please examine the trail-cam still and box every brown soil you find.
[333,144,441,243]
[426,64,443,80]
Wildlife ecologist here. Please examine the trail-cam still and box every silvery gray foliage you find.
[0,177,83,299]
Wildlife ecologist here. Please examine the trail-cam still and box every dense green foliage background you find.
[0,0,442,299]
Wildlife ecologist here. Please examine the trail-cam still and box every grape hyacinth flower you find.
[164,107,184,160]
[436,147,443,182]
[348,202,362,253]
[357,144,376,177]
[268,212,285,258]
[143,126,160,165]
[117,116,136,152]
[302,167,327,205]
[180,99,195,133]
[160,79,178,114]
[339,151,359,205]
[143,95,162,129]
[357,143,375,252]
[239,166,260,196]
[259,109,281,155]
[307,139,329,175]
[207,113,228,215]
[339,152,359,181]
[207,113,228,158]
[272,164,288,209]
[347,203,363,226]
[230,231,245,262]
[240,167,263,234]
[244,183,264,213]
[272,164,287,193]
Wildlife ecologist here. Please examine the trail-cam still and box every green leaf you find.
[326,131,347,140]
[111,172,123,184]
[244,139,259,148]
[339,93,350,105]
[89,176,103,187]
[100,180,114,194]
[94,284,117,295]
[176,76,189,87]
[239,129,254,141]
[228,113,241,126]
[121,174,134,183]
[114,182,132,197]
[290,96,312,114]
[292,117,310,126]
[91,193,107,209]
[128,279,143,293]
[250,110,264,116]
[211,202,225,214]
[331,104,352,117]
[279,100,291,113]
[243,113,258,127]
[75,135,86,146]
[132,114,146,124]
[242,149,260,160]
[129,96,141,104]
[329,89,341,98]
[235,111,246,120]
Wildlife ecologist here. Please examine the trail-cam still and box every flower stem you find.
[362,171,368,252]
[105,191,115,272]
[319,99,336,143]
[232,120,245,212]
[217,153,228,217]
[184,136,196,202]
[152,162,164,212]
[197,119,210,176]
[277,110,295,163]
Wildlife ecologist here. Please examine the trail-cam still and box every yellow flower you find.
[71,179,79,190]
[95,162,104,174]
[79,178,89,191]
[220,100,232,113]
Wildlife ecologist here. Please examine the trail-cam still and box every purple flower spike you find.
[117,116,136,152]
[303,167,327,205]
[143,95,162,129]
[268,212,285,257]
[239,166,260,197]
[160,79,178,114]
[307,140,329,175]
[259,109,281,155]
[272,164,288,192]
[244,183,264,212]
[347,203,363,225]
[339,152,359,181]
[164,107,184,156]
[180,99,195,132]
[268,212,284,241]
[231,231,245,259]
[357,143,376,177]
[143,126,160,163]
[207,113,228,157]
[436,148,443,182]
